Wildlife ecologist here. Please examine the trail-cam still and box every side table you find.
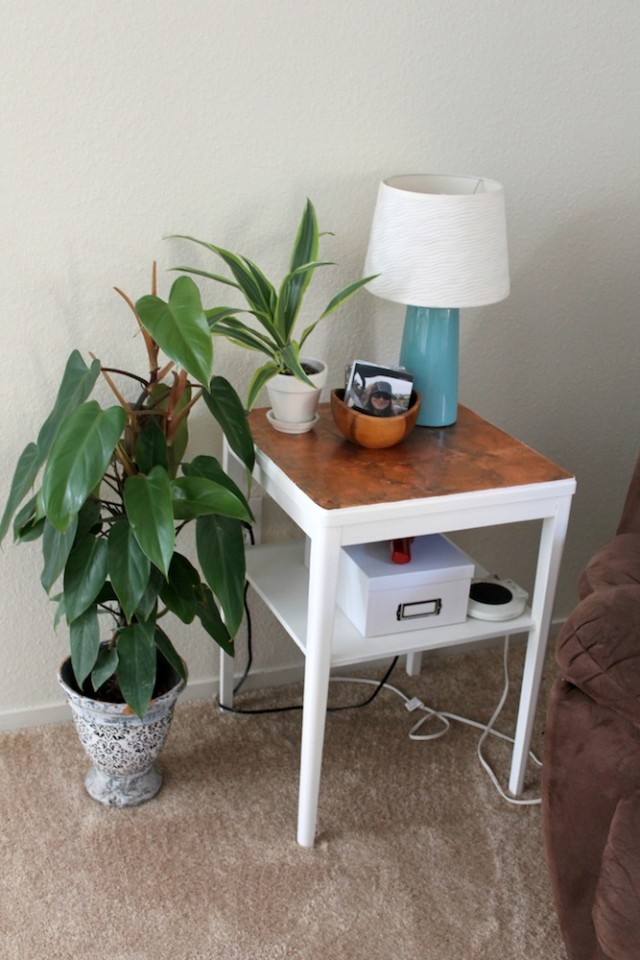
[222,404,576,847]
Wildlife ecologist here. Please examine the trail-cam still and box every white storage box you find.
[336,535,474,637]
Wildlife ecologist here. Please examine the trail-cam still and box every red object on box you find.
[391,538,413,564]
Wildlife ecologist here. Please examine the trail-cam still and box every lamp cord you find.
[222,567,397,714]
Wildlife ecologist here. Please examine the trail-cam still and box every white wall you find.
[1,0,638,725]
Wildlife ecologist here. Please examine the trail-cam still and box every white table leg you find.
[405,652,423,676]
[508,497,572,795]
[297,525,341,847]
[219,647,234,710]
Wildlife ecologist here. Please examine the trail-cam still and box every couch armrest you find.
[556,585,640,726]
[578,533,640,599]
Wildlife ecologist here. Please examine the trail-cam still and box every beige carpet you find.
[0,644,565,960]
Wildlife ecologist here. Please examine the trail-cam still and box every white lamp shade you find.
[364,174,510,308]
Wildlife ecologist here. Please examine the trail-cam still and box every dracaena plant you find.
[0,269,255,718]
[172,198,376,409]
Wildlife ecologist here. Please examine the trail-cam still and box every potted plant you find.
[172,198,376,431]
[0,267,255,807]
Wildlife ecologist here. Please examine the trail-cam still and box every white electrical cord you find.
[330,637,542,807]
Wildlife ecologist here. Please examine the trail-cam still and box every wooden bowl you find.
[330,388,421,448]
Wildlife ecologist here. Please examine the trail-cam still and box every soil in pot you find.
[67,650,179,705]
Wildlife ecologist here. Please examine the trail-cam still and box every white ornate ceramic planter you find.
[58,657,185,807]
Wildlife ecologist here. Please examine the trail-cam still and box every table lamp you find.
[363,174,509,427]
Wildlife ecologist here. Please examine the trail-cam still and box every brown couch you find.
[542,451,640,960]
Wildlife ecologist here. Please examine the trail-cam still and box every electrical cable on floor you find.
[221,656,399,716]
[226,567,541,805]
[331,637,542,806]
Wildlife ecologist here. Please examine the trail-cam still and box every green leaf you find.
[296,320,320,350]
[276,259,332,341]
[196,514,246,636]
[91,645,119,693]
[52,592,66,630]
[289,199,319,274]
[202,376,255,472]
[134,566,164,621]
[240,257,277,316]
[280,344,315,386]
[209,319,279,355]
[76,497,102,540]
[116,621,157,717]
[41,516,79,594]
[171,476,251,522]
[170,258,241,290]
[182,455,251,512]
[124,466,175,577]
[318,275,375,321]
[135,276,212,387]
[159,553,201,623]
[209,313,279,348]
[16,518,46,542]
[41,402,126,532]
[279,199,319,337]
[2,350,99,542]
[36,350,101,458]
[70,605,101,687]
[196,585,234,656]
[179,241,268,314]
[146,381,171,406]
[246,362,281,411]
[108,519,151,622]
[0,443,41,544]
[135,417,168,474]
[12,495,45,543]
[204,305,247,325]
[63,535,108,623]
[154,626,188,683]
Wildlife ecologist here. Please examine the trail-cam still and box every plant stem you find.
[114,281,159,376]
[100,367,149,387]
[167,388,202,440]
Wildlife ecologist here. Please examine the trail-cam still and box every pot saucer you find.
[266,409,320,434]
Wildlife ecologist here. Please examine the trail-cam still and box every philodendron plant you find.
[172,198,376,409]
[0,269,255,718]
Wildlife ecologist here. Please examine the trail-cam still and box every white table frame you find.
[222,427,575,847]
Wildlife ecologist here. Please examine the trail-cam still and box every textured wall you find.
[1,0,638,722]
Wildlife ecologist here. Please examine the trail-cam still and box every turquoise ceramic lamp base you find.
[399,306,460,427]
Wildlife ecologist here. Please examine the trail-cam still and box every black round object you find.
[469,581,513,605]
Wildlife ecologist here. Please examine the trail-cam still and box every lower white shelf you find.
[245,540,535,668]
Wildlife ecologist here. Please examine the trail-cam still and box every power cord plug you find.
[405,697,424,712]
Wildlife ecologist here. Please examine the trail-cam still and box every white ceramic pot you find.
[58,656,185,807]
[266,358,327,428]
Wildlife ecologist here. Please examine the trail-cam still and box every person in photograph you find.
[363,380,395,417]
